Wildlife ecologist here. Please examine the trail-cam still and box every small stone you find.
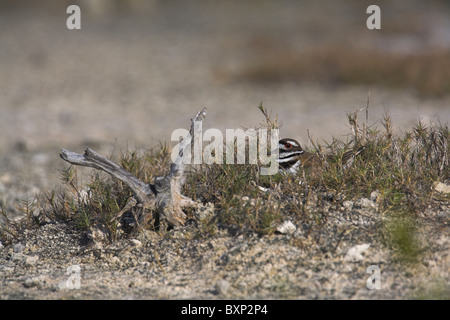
[342,201,354,211]
[370,190,380,201]
[10,252,26,262]
[25,255,39,267]
[276,220,296,234]
[354,198,376,209]
[131,239,142,248]
[23,277,43,289]
[344,244,371,262]
[13,243,25,253]
[109,256,121,265]
[215,279,230,295]
[433,181,450,194]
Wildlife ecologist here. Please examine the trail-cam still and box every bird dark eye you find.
[285,143,292,149]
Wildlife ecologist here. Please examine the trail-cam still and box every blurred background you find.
[0,0,449,204]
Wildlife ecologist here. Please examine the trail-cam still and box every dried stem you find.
[60,107,207,228]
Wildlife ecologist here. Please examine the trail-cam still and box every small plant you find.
[0,195,40,245]
[380,211,423,264]
[47,147,173,242]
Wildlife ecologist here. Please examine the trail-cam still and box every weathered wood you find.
[60,148,154,204]
[59,107,207,228]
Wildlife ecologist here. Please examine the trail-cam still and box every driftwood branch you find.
[60,107,207,229]
[60,148,153,205]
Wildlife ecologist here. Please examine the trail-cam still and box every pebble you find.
[215,279,230,295]
[342,201,354,211]
[434,182,450,194]
[130,239,142,248]
[23,277,43,289]
[344,244,371,262]
[370,190,380,201]
[25,255,39,267]
[354,198,376,209]
[13,243,25,253]
[275,220,296,234]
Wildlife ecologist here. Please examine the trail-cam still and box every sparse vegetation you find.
[0,105,448,299]
[1,106,447,261]
[0,104,448,300]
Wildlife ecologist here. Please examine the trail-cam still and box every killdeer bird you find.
[277,138,365,173]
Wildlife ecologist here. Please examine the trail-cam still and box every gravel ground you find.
[0,196,448,299]
[0,1,449,300]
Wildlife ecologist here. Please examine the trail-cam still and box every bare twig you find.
[60,107,207,229]
[60,148,153,205]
